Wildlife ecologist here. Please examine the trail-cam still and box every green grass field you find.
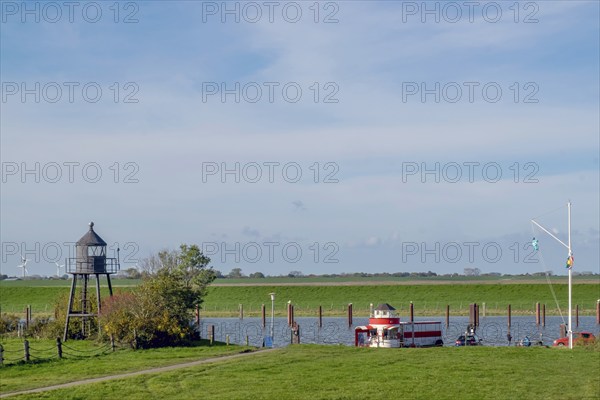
[1,281,599,316]
[0,338,252,394]
[4,344,599,399]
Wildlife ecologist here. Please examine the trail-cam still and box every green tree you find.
[228,267,244,278]
[100,244,215,348]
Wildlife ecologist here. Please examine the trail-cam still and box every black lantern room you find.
[63,222,120,341]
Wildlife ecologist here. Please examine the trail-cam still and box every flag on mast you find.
[566,255,574,269]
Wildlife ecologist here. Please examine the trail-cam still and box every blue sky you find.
[1,1,598,277]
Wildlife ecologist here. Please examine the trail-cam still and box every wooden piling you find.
[469,304,475,326]
[226,335,230,346]
[291,305,295,326]
[474,303,479,327]
[245,335,249,346]
[318,305,323,328]
[348,303,353,327]
[239,304,243,320]
[209,325,214,346]
[482,302,486,318]
[409,302,414,323]
[535,302,540,326]
[576,305,579,327]
[24,340,30,362]
[445,305,450,327]
[287,302,292,326]
[542,304,546,327]
[507,304,511,329]
[261,304,266,328]
[596,300,600,324]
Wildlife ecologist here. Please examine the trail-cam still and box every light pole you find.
[269,293,275,345]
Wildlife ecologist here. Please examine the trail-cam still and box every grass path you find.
[0,348,275,399]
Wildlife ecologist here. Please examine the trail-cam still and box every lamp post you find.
[269,293,275,345]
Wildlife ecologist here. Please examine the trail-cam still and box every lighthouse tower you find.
[63,222,120,340]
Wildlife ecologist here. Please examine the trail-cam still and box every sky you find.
[1,1,599,277]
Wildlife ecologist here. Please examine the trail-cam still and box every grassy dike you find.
[1,282,599,317]
[5,345,599,400]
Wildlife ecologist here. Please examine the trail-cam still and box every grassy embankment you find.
[3,344,599,399]
[1,278,599,317]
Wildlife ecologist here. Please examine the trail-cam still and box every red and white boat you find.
[354,303,443,348]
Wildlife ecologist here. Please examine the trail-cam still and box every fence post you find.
[24,340,30,362]
[56,337,63,359]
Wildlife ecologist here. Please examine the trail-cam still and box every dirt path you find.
[0,348,277,399]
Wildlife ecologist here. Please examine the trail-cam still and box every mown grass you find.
[1,283,599,316]
[0,338,252,394]
[8,344,600,400]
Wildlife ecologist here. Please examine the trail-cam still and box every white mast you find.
[567,201,572,349]
[531,201,573,349]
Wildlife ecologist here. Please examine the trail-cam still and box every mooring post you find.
[261,304,266,328]
[56,337,63,359]
[507,304,512,329]
[409,302,414,323]
[347,303,353,327]
[239,304,243,320]
[209,325,214,346]
[542,304,546,327]
[318,305,323,328]
[287,302,292,326]
[482,302,486,318]
[445,305,450,327]
[291,305,295,326]
[596,300,600,324]
[246,335,249,346]
[469,304,474,326]
[475,303,479,327]
[24,340,30,362]
[576,304,579,327]
[535,302,540,326]
[226,335,230,346]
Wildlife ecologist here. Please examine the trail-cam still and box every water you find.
[198,316,599,348]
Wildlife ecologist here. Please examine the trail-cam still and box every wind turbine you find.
[17,255,29,278]
[55,262,65,277]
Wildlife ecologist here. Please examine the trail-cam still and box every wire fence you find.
[0,339,126,365]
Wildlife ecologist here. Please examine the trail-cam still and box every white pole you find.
[567,201,573,349]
